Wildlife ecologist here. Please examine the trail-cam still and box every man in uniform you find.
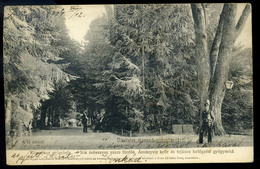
[199,99,214,144]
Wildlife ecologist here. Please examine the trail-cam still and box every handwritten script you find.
[10,150,144,164]
[5,6,85,20]
[68,6,85,18]
[12,151,78,164]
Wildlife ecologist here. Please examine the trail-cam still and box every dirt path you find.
[8,127,253,150]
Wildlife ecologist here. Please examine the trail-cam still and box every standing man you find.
[93,111,105,132]
[82,110,88,133]
[199,99,214,144]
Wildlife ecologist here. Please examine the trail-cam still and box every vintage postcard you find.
[4,4,253,165]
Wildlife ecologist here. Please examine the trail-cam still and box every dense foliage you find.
[4,6,75,133]
[79,5,201,133]
[222,46,253,133]
[4,4,253,138]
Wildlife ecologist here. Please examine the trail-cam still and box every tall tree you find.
[191,4,251,135]
[4,6,73,138]
[84,4,198,132]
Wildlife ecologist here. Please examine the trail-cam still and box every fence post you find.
[121,129,124,136]
[130,130,132,137]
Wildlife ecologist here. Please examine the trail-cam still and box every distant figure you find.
[82,110,88,133]
[49,121,52,129]
[199,99,214,144]
[93,111,105,132]
[28,120,32,136]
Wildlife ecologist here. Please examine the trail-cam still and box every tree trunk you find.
[209,4,237,135]
[209,5,224,80]
[235,4,251,38]
[5,97,12,138]
[40,108,46,129]
[142,45,145,89]
[190,4,210,126]
[47,107,51,127]
[191,3,250,135]
[210,84,226,135]
[52,109,55,127]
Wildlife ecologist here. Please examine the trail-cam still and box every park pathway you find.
[8,127,253,150]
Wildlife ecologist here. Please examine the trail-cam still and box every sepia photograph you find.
[3,3,253,164]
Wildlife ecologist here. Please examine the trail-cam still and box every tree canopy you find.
[4,4,252,139]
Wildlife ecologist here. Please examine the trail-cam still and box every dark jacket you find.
[202,110,214,127]
[82,113,88,125]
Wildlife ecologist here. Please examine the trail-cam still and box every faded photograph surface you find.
[4,4,253,164]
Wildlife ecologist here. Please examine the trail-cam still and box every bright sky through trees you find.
[64,4,251,48]
[64,5,106,44]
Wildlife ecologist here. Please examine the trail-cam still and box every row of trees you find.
[4,6,79,137]
[75,4,252,134]
[74,4,200,133]
[4,4,252,141]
